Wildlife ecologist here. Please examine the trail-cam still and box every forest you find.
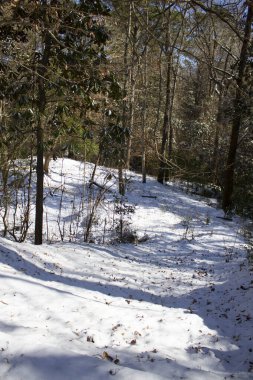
[0,2,253,379]
[0,0,252,245]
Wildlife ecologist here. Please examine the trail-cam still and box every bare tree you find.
[222,1,253,212]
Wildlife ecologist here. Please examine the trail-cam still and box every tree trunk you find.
[126,21,138,169]
[154,47,163,141]
[119,0,133,193]
[222,3,253,212]
[35,114,44,245]
[141,2,148,184]
[35,4,52,245]
[43,152,51,175]
[157,51,172,184]
[118,162,125,196]
[165,57,180,182]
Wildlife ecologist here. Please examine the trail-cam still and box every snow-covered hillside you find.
[0,158,252,379]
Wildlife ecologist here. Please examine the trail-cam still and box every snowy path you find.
[0,159,252,379]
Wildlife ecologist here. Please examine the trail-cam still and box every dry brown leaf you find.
[102,351,114,362]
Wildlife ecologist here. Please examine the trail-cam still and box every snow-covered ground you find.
[0,158,252,379]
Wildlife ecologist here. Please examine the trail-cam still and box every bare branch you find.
[190,0,243,40]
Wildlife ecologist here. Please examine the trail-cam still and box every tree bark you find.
[126,20,138,169]
[157,50,172,184]
[35,3,52,245]
[35,114,44,245]
[157,3,185,184]
[119,0,133,194]
[222,3,253,212]
[141,2,148,184]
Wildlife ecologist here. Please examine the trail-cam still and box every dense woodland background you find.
[0,0,252,244]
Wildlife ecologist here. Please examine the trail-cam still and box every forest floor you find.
[0,158,252,379]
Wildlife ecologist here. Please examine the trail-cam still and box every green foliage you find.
[0,0,117,162]
[100,123,129,161]
[0,0,252,219]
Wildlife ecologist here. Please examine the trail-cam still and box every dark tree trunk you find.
[118,162,125,196]
[157,51,172,184]
[35,115,44,245]
[141,3,149,184]
[35,5,52,245]
[154,48,163,140]
[222,3,253,212]
[126,21,138,169]
[119,0,133,194]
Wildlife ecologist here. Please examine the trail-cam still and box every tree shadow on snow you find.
[2,349,226,380]
[0,242,252,374]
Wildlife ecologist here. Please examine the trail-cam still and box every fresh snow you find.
[0,158,252,379]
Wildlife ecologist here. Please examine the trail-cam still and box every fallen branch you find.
[89,181,105,190]
[216,216,233,221]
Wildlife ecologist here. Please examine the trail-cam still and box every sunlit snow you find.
[0,158,252,379]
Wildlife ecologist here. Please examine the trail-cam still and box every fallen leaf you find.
[103,351,114,361]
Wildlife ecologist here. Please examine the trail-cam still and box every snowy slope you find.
[0,158,252,379]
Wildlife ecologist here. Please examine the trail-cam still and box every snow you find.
[0,158,252,379]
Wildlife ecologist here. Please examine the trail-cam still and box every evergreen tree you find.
[0,0,112,244]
